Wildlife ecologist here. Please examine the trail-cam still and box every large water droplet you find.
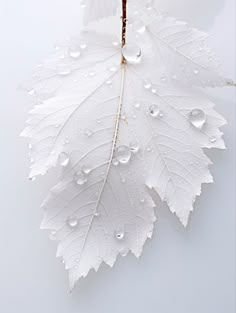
[75,172,87,185]
[149,104,160,117]
[115,145,131,164]
[122,44,142,64]
[189,109,206,130]
[67,217,78,228]
[59,152,69,167]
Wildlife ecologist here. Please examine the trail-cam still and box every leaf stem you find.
[121,0,127,64]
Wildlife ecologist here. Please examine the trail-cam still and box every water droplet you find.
[134,101,141,109]
[112,41,120,47]
[84,129,93,137]
[56,65,71,76]
[112,158,119,166]
[149,104,160,117]
[80,43,87,50]
[210,136,217,143]
[122,44,142,64]
[94,211,100,217]
[161,76,167,82]
[114,230,125,240]
[144,81,152,90]
[28,143,33,150]
[115,145,132,164]
[50,230,57,241]
[151,88,157,94]
[75,172,87,185]
[82,165,92,174]
[189,109,206,130]
[194,69,199,75]
[140,198,145,203]
[67,217,78,228]
[69,46,81,58]
[133,20,146,34]
[130,141,140,154]
[109,66,117,72]
[27,88,35,96]
[121,178,126,184]
[59,152,69,167]
[106,79,112,85]
[29,176,36,182]
[159,111,164,118]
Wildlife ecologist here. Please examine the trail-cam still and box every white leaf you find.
[22,28,226,288]
[82,0,119,25]
[128,4,234,87]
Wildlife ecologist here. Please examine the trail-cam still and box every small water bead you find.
[80,43,87,50]
[56,65,71,76]
[112,41,120,47]
[82,165,92,174]
[50,230,57,241]
[29,176,36,182]
[159,111,164,118]
[69,46,81,59]
[27,88,35,96]
[75,172,87,185]
[94,211,100,217]
[210,136,217,143]
[161,76,167,82]
[130,141,140,154]
[28,143,33,150]
[140,198,145,203]
[112,158,119,166]
[189,109,206,130]
[115,145,132,164]
[59,152,70,167]
[84,129,93,137]
[133,20,146,34]
[121,177,126,184]
[149,104,160,118]
[109,66,118,72]
[114,230,125,241]
[122,44,142,64]
[106,79,112,85]
[134,101,141,109]
[194,69,199,75]
[144,81,152,90]
[67,217,78,228]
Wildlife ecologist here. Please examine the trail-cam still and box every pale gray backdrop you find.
[0,0,235,312]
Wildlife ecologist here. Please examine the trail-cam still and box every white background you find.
[0,0,235,312]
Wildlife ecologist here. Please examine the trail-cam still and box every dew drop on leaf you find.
[189,109,206,130]
[59,152,70,167]
[210,136,217,143]
[75,172,87,185]
[130,141,140,154]
[115,145,132,164]
[69,46,81,59]
[133,20,146,34]
[114,230,125,240]
[67,217,78,228]
[122,44,142,64]
[149,104,160,117]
